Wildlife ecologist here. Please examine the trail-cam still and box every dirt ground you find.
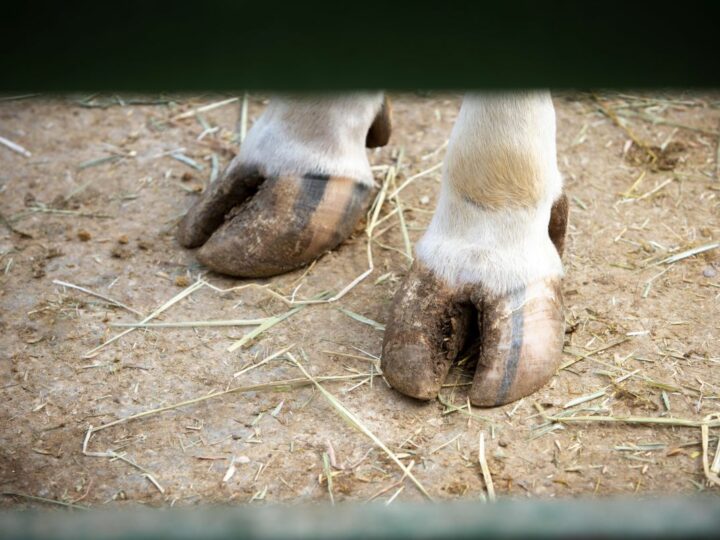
[0,91,719,509]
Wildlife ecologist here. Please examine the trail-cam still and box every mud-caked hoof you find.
[381,263,472,400]
[468,278,564,406]
[193,173,371,278]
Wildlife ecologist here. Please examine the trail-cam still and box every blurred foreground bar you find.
[2,498,720,539]
[1,0,719,90]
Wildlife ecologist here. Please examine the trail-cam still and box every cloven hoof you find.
[381,192,569,407]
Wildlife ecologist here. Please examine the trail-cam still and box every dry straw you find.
[288,352,433,501]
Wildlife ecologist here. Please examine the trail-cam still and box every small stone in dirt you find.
[77,229,92,242]
[51,195,68,209]
[175,275,190,287]
[45,247,63,259]
[703,265,717,278]
[181,172,195,182]
[419,195,430,205]
[137,240,152,251]
[117,234,129,244]
[31,260,46,278]
[111,245,133,259]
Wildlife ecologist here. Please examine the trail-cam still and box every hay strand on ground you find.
[53,279,143,317]
[544,414,720,429]
[87,372,369,434]
[1,492,88,510]
[227,304,308,352]
[659,242,720,265]
[337,308,386,331]
[111,318,268,328]
[701,413,720,487]
[0,135,32,157]
[83,279,204,358]
[288,352,433,501]
[171,97,239,121]
[233,345,294,378]
[478,432,496,502]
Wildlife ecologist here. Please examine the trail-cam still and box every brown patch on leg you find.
[449,145,546,210]
[381,262,472,400]
[197,174,371,277]
[548,192,569,257]
[468,278,564,407]
[365,96,392,148]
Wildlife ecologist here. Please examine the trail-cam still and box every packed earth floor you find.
[1,91,719,508]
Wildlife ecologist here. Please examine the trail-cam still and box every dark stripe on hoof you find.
[495,286,526,406]
[341,182,370,221]
[302,172,332,182]
[294,173,330,215]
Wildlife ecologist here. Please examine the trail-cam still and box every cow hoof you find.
[381,193,568,407]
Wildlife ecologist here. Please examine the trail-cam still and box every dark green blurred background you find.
[1,0,718,91]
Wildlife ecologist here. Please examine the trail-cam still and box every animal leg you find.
[382,92,568,407]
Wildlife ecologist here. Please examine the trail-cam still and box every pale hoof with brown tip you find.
[468,278,564,406]
[177,97,393,278]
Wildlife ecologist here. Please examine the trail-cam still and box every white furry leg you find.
[236,93,386,187]
[416,190,563,295]
[417,91,564,295]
